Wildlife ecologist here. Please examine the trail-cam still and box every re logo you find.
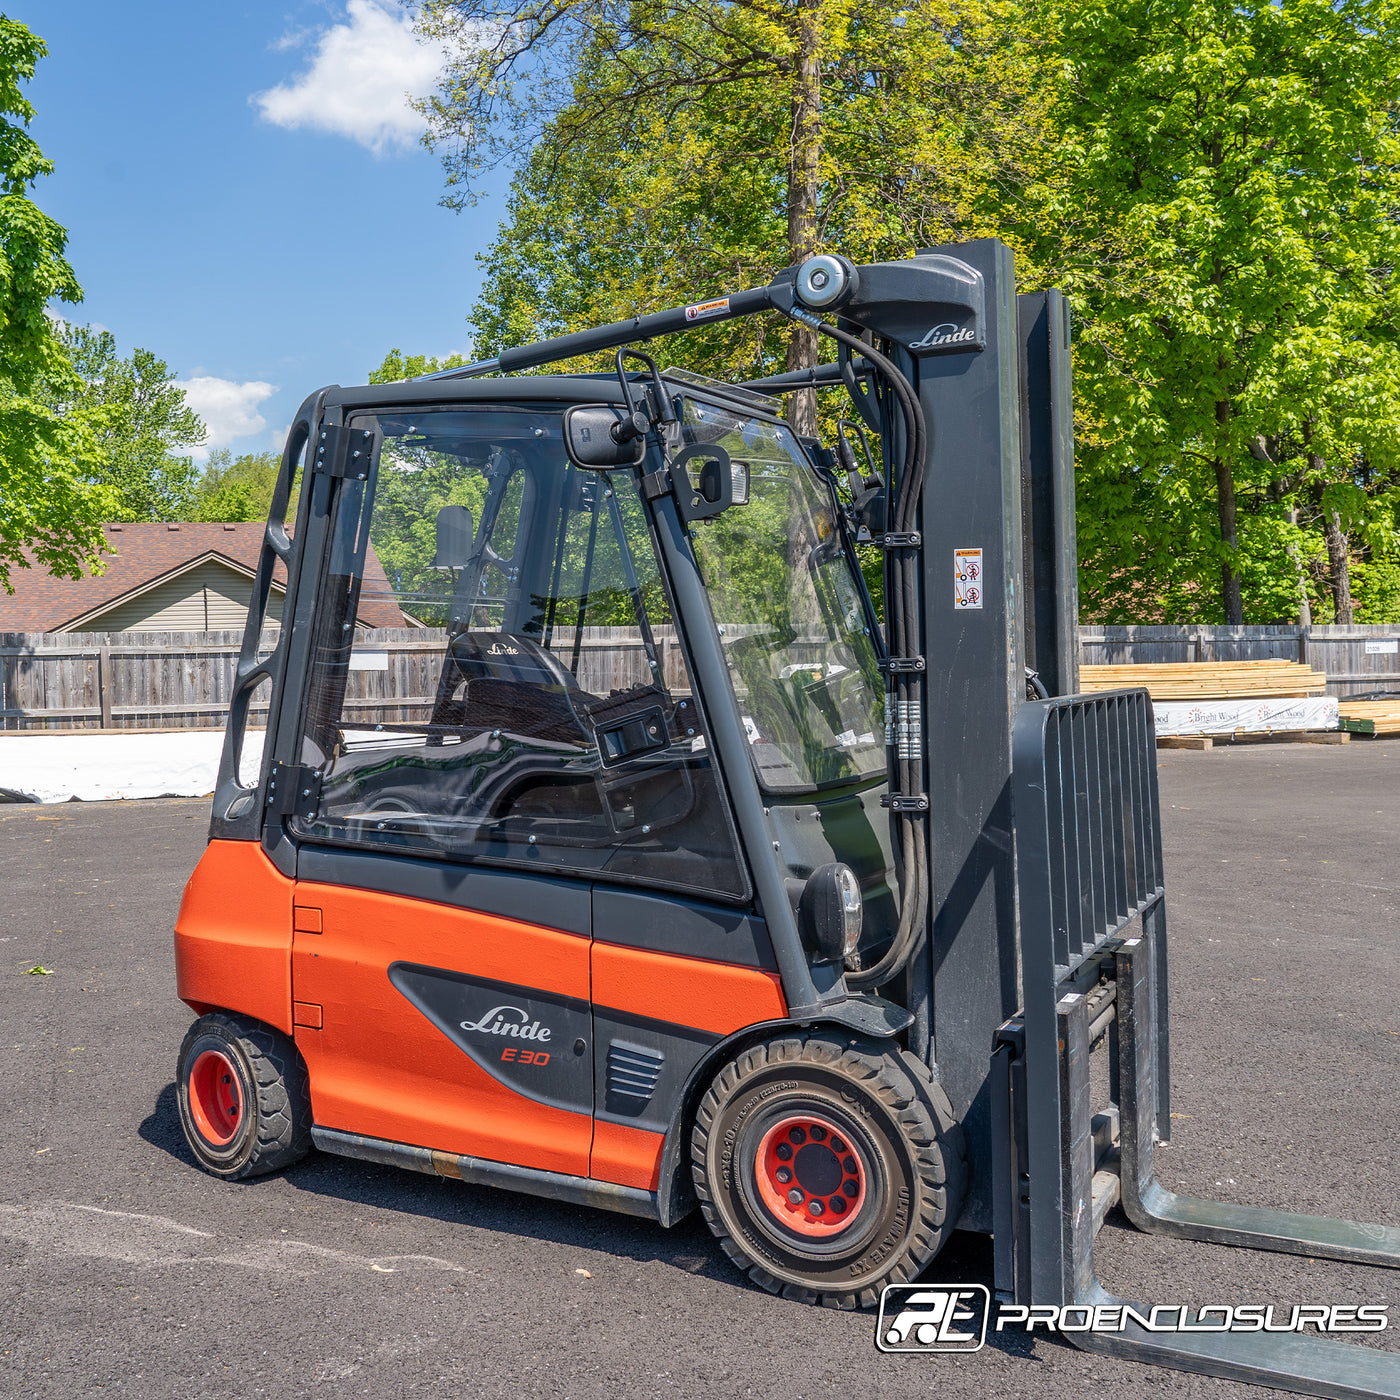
[876,1284,991,1353]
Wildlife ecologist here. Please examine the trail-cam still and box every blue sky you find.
[18,1,513,461]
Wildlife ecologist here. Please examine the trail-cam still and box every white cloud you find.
[177,377,278,461]
[252,1,446,155]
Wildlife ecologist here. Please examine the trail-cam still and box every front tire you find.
[690,1031,965,1308]
[176,1012,312,1180]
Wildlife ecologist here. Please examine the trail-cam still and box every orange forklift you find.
[174,242,1400,1395]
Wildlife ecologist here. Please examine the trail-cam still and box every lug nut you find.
[776,1167,792,1184]
[787,1188,804,1205]
[808,1199,825,1216]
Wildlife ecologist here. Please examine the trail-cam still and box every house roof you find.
[0,522,404,633]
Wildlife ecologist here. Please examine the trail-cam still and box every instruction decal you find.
[954,547,983,609]
[684,297,730,322]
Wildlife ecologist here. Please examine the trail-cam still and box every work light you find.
[799,862,864,964]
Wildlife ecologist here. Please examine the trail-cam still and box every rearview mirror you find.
[432,504,474,569]
[563,403,647,470]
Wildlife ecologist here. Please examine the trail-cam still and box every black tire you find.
[176,1012,312,1180]
[690,1031,966,1308]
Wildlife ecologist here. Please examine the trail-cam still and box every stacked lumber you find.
[1079,659,1327,701]
[1339,699,1400,736]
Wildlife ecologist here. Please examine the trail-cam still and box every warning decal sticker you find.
[684,297,730,322]
[954,548,983,609]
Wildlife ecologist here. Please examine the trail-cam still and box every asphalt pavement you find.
[1,740,1398,1399]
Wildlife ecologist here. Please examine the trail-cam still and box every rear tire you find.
[690,1031,965,1308]
[176,1012,312,1180]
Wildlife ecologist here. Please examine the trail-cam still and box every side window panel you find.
[293,406,748,902]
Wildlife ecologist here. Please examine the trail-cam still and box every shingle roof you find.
[0,522,404,632]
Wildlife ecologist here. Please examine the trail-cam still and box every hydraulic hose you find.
[780,308,929,991]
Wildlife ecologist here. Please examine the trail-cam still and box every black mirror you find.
[563,403,647,470]
[432,504,474,569]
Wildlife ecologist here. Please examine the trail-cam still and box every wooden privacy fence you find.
[0,626,693,732]
[1079,625,1400,697]
[5,622,1400,731]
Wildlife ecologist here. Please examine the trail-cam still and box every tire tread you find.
[690,1030,967,1310]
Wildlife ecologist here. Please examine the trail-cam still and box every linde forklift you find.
[173,239,1400,1395]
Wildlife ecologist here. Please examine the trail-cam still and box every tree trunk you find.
[1322,505,1354,624]
[784,0,822,437]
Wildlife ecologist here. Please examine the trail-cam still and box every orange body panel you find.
[591,1119,665,1190]
[291,881,593,1177]
[174,840,294,1034]
[591,942,786,1037]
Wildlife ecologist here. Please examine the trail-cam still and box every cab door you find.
[283,406,600,1175]
[278,400,752,1180]
[290,856,594,1176]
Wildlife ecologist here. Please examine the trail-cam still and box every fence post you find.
[97,646,114,729]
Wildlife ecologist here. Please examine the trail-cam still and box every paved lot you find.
[1,741,1398,1399]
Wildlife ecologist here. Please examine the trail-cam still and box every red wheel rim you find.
[188,1049,244,1146]
[753,1114,867,1238]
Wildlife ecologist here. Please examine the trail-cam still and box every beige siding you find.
[78,560,285,632]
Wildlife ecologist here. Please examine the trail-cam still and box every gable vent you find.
[606,1042,665,1103]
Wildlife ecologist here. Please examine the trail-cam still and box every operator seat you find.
[429,631,590,747]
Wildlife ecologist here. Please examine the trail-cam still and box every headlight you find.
[799,862,863,964]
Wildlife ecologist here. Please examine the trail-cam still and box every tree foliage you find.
[189,449,292,523]
[1035,0,1400,623]
[417,0,1052,425]
[410,0,1400,624]
[0,18,112,592]
[42,323,207,521]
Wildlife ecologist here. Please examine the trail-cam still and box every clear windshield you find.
[682,397,886,792]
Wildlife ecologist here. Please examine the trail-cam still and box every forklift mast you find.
[184,240,1400,1398]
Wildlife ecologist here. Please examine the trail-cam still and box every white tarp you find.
[0,729,260,804]
[1153,696,1338,737]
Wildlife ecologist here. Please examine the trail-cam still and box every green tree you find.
[369,348,469,383]
[190,449,292,523]
[44,323,207,521]
[0,18,112,592]
[417,0,1051,427]
[1036,0,1400,623]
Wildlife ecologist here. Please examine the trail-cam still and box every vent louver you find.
[606,1042,665,1103]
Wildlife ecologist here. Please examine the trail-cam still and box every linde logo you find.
[910,322,976,350]
[459,1005,552,1041]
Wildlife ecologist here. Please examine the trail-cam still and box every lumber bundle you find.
[1338,699,1400,736]
[1079,659,1327,701]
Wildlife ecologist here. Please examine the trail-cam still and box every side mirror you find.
[432,504,474,569]
[563,403,647,470]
